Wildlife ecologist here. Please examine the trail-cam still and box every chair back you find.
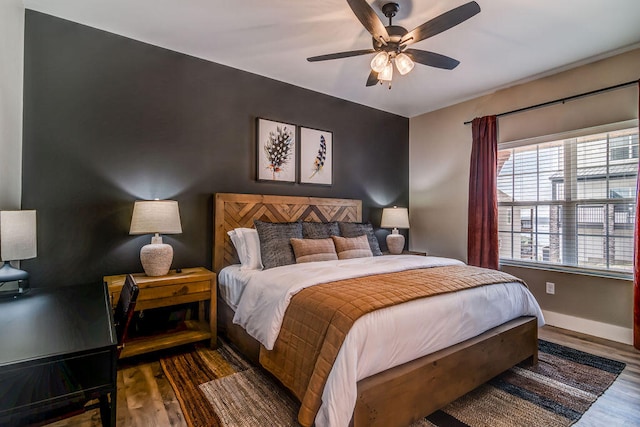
[114,274,139,358]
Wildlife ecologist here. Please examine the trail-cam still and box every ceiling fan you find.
[307,0,481,88]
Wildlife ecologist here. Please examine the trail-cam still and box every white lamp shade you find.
[378,61,393,81]
[370,51,389,73]
[0,210,37,261]
[395,53,415,75]
[381,206,409,229]
[130,200,182,235]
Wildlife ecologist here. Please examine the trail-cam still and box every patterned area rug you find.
[160,339,625,427]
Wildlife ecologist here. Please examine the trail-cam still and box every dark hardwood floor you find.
[45,325,640,426]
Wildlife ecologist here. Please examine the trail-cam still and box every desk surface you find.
[0,283,116,366]
[0,283,117,425]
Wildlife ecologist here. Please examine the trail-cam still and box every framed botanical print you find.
[299,127,332,185]
[256,118,297,182]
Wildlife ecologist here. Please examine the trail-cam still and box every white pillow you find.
[236,228,263,270]
[227,228,263,270]
[227,229,248,266]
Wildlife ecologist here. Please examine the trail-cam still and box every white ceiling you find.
[23,0,640,118]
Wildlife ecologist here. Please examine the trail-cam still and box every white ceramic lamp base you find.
[386,231,405,255]
[140,243,173,276]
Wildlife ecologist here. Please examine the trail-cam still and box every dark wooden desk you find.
[0,283,117,426]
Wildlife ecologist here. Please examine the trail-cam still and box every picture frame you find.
[256,118,297,182]
[299,126,333,185]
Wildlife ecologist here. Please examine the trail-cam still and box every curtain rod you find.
[463,79,638,125]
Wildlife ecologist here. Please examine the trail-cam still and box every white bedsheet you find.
[217,265,258,311]
[224,255,544,427]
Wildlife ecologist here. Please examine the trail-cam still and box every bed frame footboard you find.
[352,316,538,427]
[219,296,537,427]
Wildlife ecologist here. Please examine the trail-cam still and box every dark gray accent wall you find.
[21,11,409,287]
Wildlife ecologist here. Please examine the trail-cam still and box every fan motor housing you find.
[372,25,407,51]
[386,25,408,40]
[373,2,407,50]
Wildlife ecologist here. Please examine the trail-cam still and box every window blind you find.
[497,127,639,275]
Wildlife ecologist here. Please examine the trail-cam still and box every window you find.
[497,127,638,275]
[610,134,639,161]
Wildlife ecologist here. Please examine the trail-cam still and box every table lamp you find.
[0,210,37,295]
[129,200,182,276]
[380,206,409,255]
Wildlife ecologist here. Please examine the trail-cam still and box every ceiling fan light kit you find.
[307,0,481,88]
[395,53,414,75]
[371,51,390,73]
[379,61,393,82]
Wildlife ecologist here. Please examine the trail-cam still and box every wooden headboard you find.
[213,193,362,272]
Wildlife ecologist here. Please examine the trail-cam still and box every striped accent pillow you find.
[338,222,382,256]
[331,235,373,259]
[290,238,338,263]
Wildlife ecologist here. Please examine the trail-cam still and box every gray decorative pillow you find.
[338,221,382,256]
[302,221,340,239]
[254,220,303,269]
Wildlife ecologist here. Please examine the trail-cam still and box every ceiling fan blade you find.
[401,1,481,46]
[405,49,460,70]
[366,70,379,87]
[307,49,376,62]
[346,0,389,43]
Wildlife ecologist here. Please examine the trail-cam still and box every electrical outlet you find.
[546,282,555,294]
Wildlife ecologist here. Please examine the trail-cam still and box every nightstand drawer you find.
[382,250,428,256]
[109,280,210,309]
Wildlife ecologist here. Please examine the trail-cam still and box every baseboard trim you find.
[542,310,633,345]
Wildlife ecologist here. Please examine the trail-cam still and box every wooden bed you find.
[213,192,538,427]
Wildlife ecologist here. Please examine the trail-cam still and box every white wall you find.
[409,48,640,341]
[0,0,24,209]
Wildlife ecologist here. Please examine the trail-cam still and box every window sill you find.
[499,259,633,282]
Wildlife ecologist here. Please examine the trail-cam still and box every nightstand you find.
[383,250,428,256]
[104,267,216,358]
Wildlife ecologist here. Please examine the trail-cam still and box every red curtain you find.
[468,116,499,270]
[634,80,640,350]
